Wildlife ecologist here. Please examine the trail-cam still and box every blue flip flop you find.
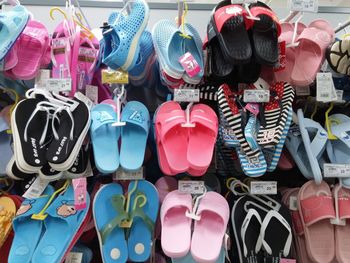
[31,185,90,263]
[120,101,150,171]
[9,185,54,263]
[93,183,128,263]
[0,116,12,176]
[127,180,159,262]
[0,5,29,60]
[90,104,120,174]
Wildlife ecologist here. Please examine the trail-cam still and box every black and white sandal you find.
[6,156,35,180]
[65,144,91,179]
[326,39,350,75]
[38,163,63,181]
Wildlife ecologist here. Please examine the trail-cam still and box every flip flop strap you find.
[249,6,281,36]
[241,209,262,256]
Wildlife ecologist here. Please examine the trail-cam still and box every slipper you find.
[212,5,252,64]
[0,196,16,247]
[2,41,18,71]
[0,5,29,61]
[326,39,350,75]
[191,192,229,263]
[161,190,192,258]
[8,185,54,263]
[187,104,218,174]
[277,148,295,170]
[298,180,336,263]
[155,101,188,175]
[6,156,35,181]
[155,176,178,203]
[128,180,159,262]
[291,19,335,86]
[65,144,90,179]
[38,163,63,181]
[218,106,239,149]
[32,184,90,263]
[9,20,49,80]
[90,104,120,174]
[172,248,226,263]
[235,58,261,84]
[120,101,150,171]
[326,114,350,187]
[93,183,128,263]
[249,2,281,66]
[297,109,327,184]
[0,115,12,176]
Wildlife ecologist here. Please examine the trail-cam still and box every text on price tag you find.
[324,164,350,178]
[174,89,200,102]
[243,89,270,103]
[178,180,205,195]
[22,176,50,199]
[316,72,337,102]
[102,69,129,84]
[289,0,318,12]
[114,167,144,180]
[36,78,72,92]
[250,181,277,195]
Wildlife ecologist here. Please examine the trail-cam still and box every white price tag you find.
[35,69,51,86]
[174,89,200,102]
[114,167,144,180]
[243,90,270,103]
[289,0,318,12]
[178,180,205,195]
[289,196,298,211]
[65,252,83,263]
[316,73,337,102]
[85,85,98,105]
[324,164,350,178]
[36,78,72,92]
[22,176,50,199]
[335,89,344,103]
[250,181,277,195]
[296,86,310,96]
[75,92,93,110]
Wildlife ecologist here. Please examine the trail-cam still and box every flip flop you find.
[297,109,328,184]
[90,104,120,174]
[9,185,54,263]
[249,2,281,66]
[120,101,150,171]
[32,184,90,263]
[291,19,335,86]
[191,192,229,263]
[0,5,29,61]
[0,196,16,247]
[326,114,350,187]
[128,180,159,262]
[172,248,226,263]
[161,190,192,258]
[326,39,350,75]
[93,183,128,263]
[0,115,12,176]
[277,148,295,170]
[212,5,252,64]
[298,180,336,263]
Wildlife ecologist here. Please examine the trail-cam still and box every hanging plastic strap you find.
[181,102,195,128]
[112,85,126,127]
[185,187,207,220]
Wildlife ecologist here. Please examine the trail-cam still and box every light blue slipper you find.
[31,185,90,263]
[9,185,54,263]
[297,109,327,184]
[127,180,159,262]
[0,5,29,60]
[152,19,185,79]
[90,104,120,174]
[102,0,149,71]
[0,116,12,176]
[120,101,150,171]
[93,183,128,263]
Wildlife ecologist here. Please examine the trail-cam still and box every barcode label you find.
[324,164,350,178]
[316,73,337,102]
[243,89,270,103]
[250,181,277,195]
[290,0,318,12]
[114,167,144,180]
[174,89,200,102]
[178,180,205,195]
[22,176,50,199]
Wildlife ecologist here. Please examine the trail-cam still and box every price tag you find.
[65,252,83,263]
[324,164,350,178]
[316,73,337,102]
[85,85,98,105]
[102,69,129,84]
[289,0,318,12]
[250,181,277,195]
[335,89,344,103]
[179,52,201,78]
[36,78,72,92]
[72,178,87,210]
[243,89,270,103]
[295,86,310,96]
[75,92,94,110]
[22,176,50,199]
[114,167,144,180]
[280,259,296,263]
[245,103,259,116]
[289,196,298,211]
[178,180,205,195]
[174,89,200,102]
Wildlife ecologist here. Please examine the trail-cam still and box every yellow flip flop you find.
[0,196,16,246]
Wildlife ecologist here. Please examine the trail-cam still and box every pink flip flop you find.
[191,192,229,263]
[155,101,188,175]
[69,26,82,97]
[161,190,192,258]
[278,148,295,170]
[187,104,218,175]
[291,19,335,86]
[333,185,350,263]
[8,20,49,80]
[298,180,336,263]
[2,42,18,71]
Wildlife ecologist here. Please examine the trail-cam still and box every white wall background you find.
[4,4,350,38]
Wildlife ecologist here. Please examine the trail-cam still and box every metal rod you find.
[74,0,91,29]
[335,19,350,33]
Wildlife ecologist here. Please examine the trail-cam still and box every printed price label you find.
[174,89,200,102]
[324,164,350,178]
[36,78,72,92]
[22,176,50,199]
[114,167,144,180]
[85,85,98,105]
[335,89,344,103]
[316,73,337,102]
[102,69,129,84]
[296,86,310,96]
[290,0,318,12]
[243,89,270,103]
[250,181,277,195]
[178,180,205,195]
[65,252,83,263]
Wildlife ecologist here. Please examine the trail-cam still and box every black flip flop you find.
[65,144,91,179]
[236,57,262,84]
[6,156,35,181]
[249,1,281,66]
[38,163,63,181]
[212,4,252,64]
